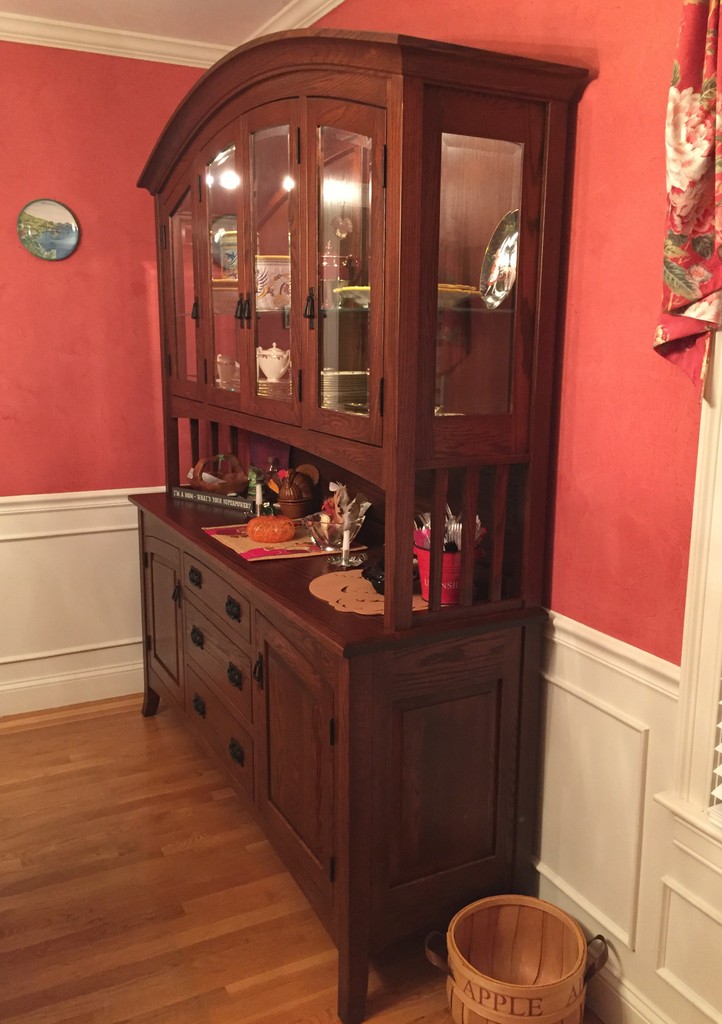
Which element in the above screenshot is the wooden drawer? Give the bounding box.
[186,664,254,800]
[183,595,253,726]
[182,550,251,645]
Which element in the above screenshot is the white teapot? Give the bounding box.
[256,343,291,381]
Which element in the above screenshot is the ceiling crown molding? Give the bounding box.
[0,1,344,67]
[0,12,228,65]
[253,0,345,37]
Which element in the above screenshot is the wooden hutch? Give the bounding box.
[133,29,588,1024]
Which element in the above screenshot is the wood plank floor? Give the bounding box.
[0,695,602,1024]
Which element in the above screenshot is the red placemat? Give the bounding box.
[203,522,366,562]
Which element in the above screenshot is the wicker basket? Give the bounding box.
[425,895,607,1024]
[189,454,248,495]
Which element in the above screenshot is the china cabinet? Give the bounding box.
[133,29,588,1024]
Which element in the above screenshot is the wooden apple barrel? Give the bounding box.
[426,895,608,1024]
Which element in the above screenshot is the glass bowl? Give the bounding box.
[305,512,365,552]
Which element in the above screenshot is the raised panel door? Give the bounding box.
[143,531,183,709]
[372,628,522,935]
[255,612,335,905]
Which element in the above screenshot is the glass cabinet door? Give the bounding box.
[168,185,200,394]
[244,102,299,425]
[435,135,522,418]
[304,100,385,445]
[205,142,242,402]
[426,89,545,460]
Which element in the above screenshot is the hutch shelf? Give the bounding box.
[133,29,588,1024]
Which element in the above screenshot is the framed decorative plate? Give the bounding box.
[479,209,519,310]
[17,199,80,261]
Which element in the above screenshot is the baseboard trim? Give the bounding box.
[589,970,679,1024]
[0,662,144,716]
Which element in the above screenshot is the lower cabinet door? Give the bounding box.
[254,613,336,906]
[143,530,183,708]
[372,627,523,936]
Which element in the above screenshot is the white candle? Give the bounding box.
[255,483,263,513]
[342,528,350,561]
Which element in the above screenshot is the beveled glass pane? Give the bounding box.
[252,125,292,403]
[170,188,197,383]
[435,135,523,417]
[318,125,371,417]
[207,145,240,393]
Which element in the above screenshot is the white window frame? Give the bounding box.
[670,341,722,831]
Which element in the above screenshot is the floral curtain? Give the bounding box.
[656,0,722,391]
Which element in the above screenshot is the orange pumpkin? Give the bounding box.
[246,515,296,543]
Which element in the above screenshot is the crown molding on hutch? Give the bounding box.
[0,1,345,66]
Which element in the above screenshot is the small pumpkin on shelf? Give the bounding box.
[246,515,296,544]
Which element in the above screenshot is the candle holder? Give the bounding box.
[305,513,366,569]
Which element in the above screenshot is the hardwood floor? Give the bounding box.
[0,695,603,1024]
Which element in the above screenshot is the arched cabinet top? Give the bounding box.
[138,28,589,195]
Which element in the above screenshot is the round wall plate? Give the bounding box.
[17,199,80,261]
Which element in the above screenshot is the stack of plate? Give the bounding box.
[321,369,369,412]
[257,377,292,399]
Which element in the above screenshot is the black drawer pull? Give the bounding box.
[192,694,206,718]
[225,596,241,622]
[228,738,245,766]
[190,625,204,648]
[227,662,243,689]
[253,654,263,689]
[188,566,202,588]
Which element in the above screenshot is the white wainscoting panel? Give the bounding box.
[541,613,722,1024]
[537,679,648,948]
[659,877,722,1023]
[0,489,159,715]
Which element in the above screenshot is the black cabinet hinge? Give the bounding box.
[329,856,336,883]
[197,174,202,201]
[329,717,335,746]
[160,223,167,249]
[143,552,149,569]
[253,654,264,689]
[297,368,303,402]
[379,376,384,417]
[382,145,387,189]
[296,126,301,164]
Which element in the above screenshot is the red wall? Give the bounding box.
[1,5,700,664]
[315,0,701,663]
[0,43,200,493]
